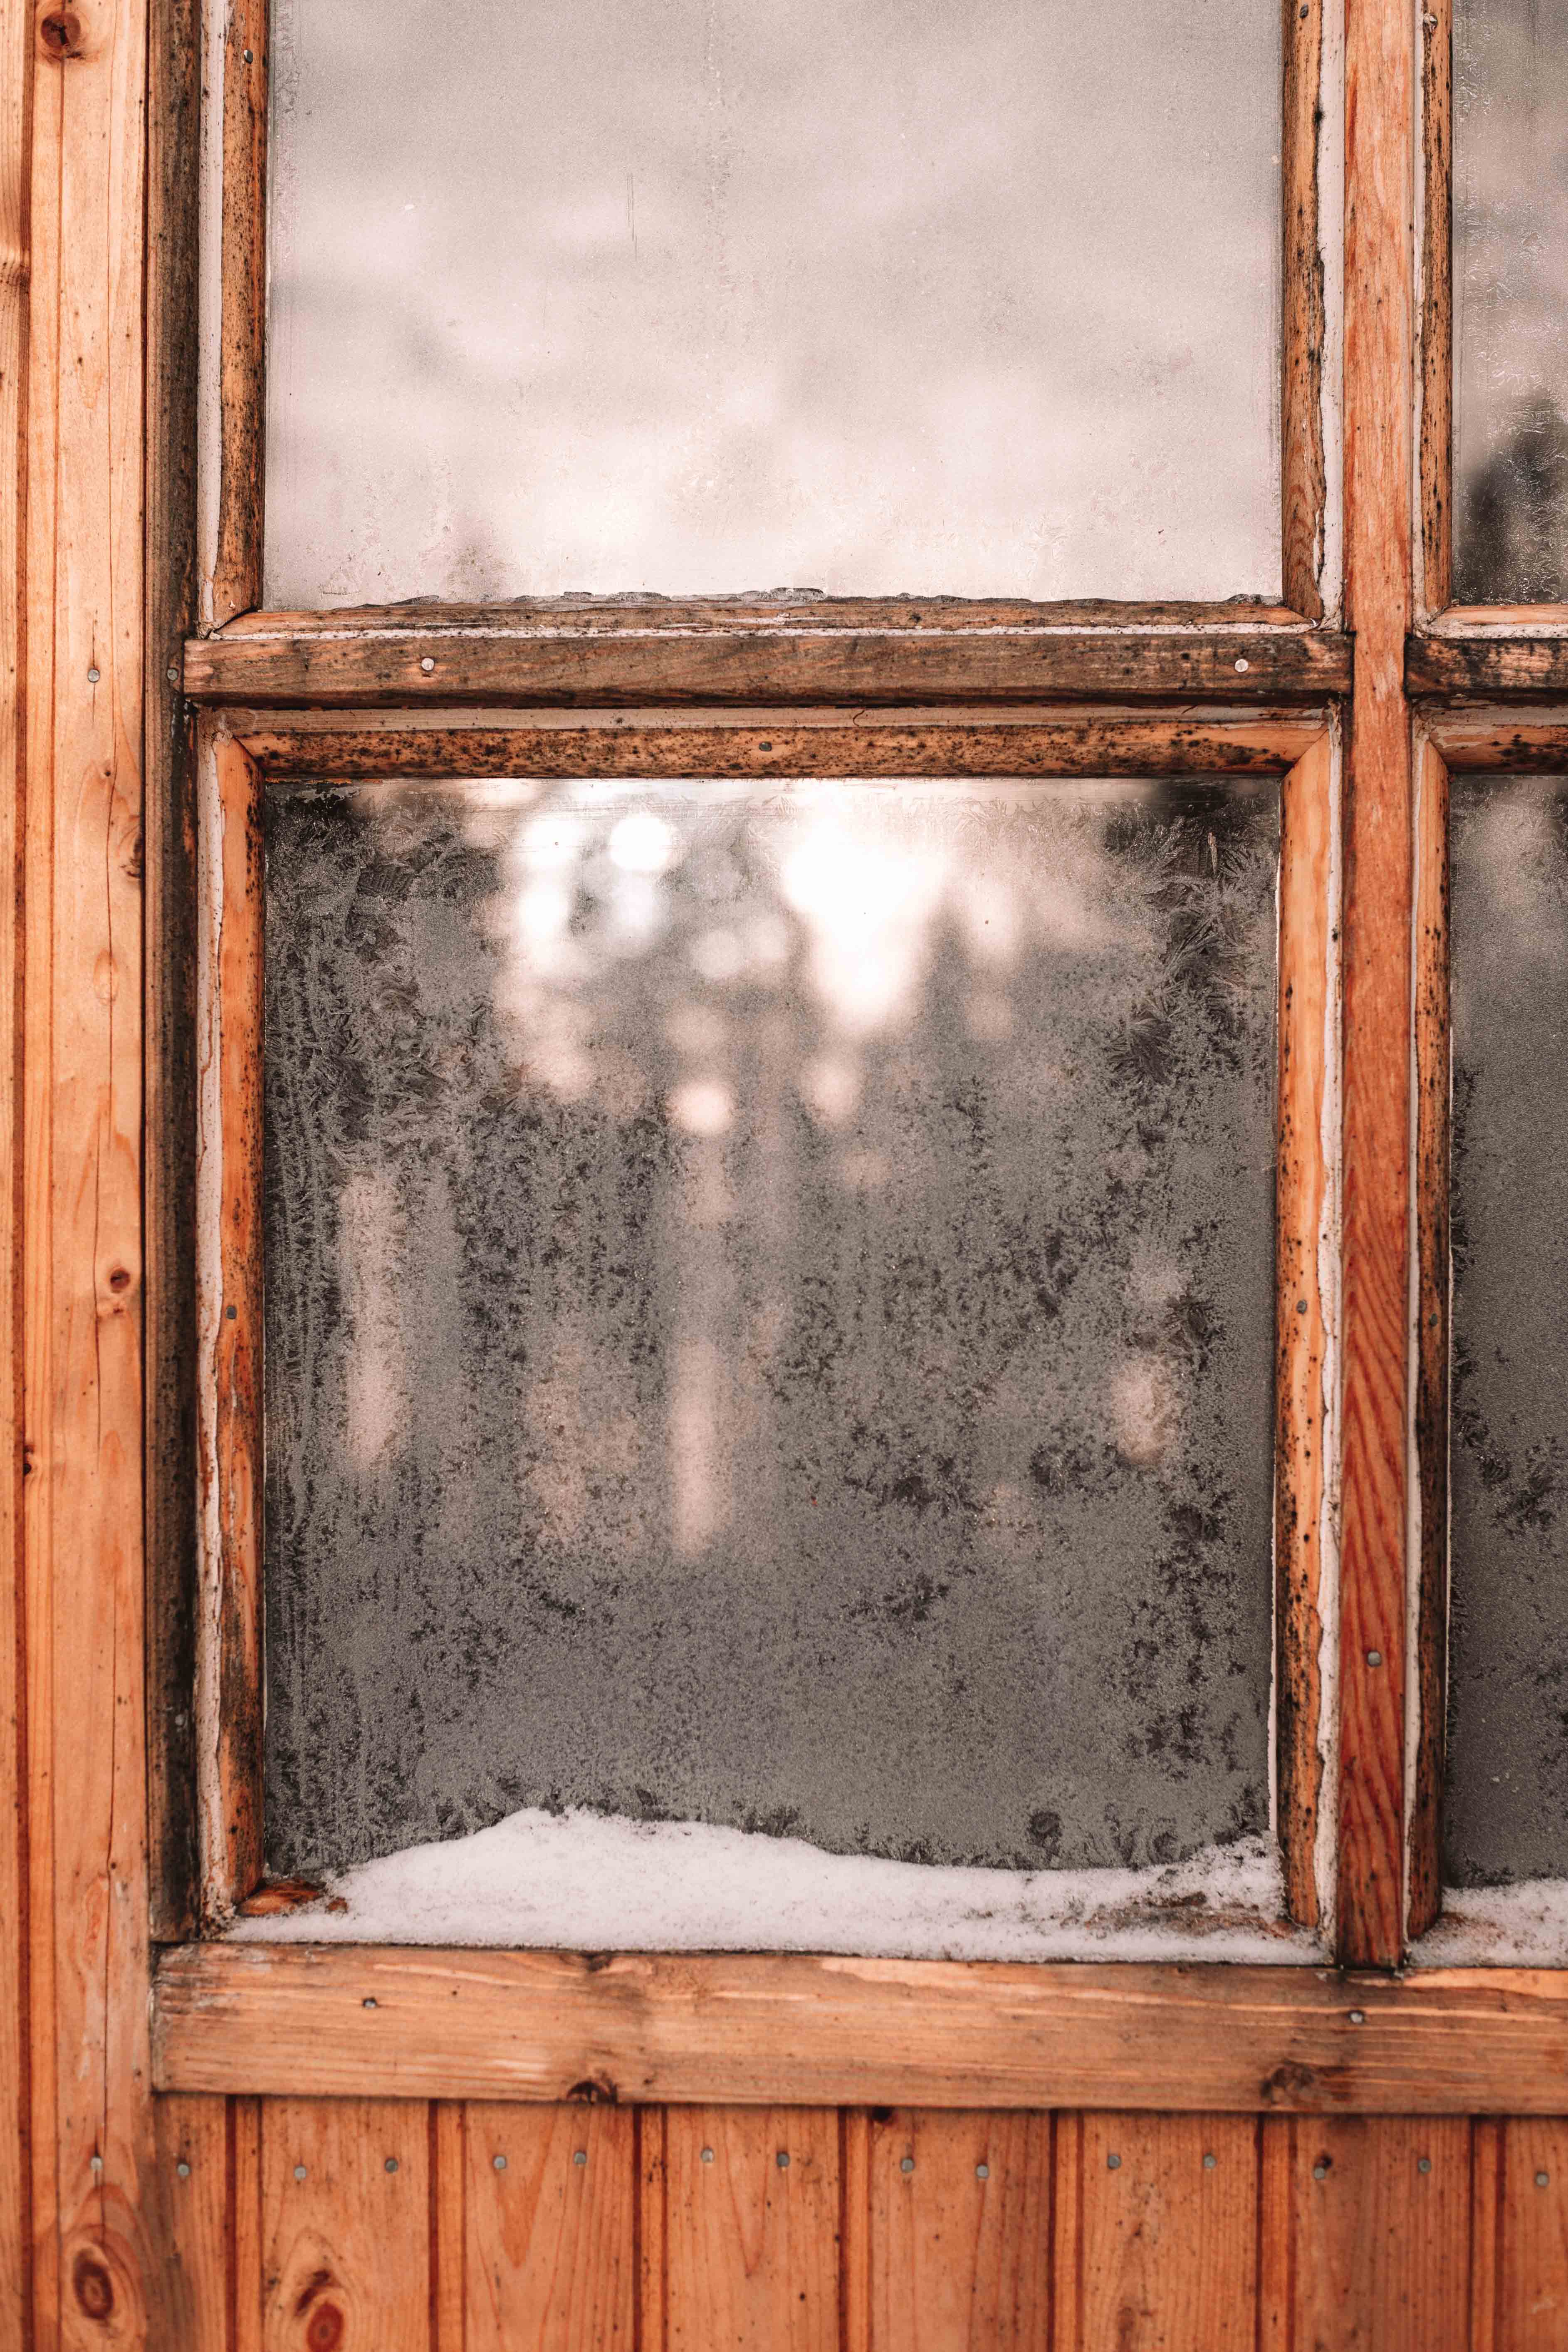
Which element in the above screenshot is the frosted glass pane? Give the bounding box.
[264,0,1282,607]
[1454,0,1568,600]
[1448,777,1568,1884]
[262,775,1278,1882]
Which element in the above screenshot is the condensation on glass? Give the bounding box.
[264,0,1282,608]
[261,774,1279,1882]
[1448,775,1568,1885]
[1454,0,1568,601]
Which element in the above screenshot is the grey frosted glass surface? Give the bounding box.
[264,0,1282,608]
[1454,0,1568,600]
[262,776,1279,1880]
[1448,777,1568,1885]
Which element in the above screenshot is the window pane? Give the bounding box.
[264,0,1282,607]
[1448,776,1568,1885]
[1454,0,1568,601]
[262,774,1278,1922]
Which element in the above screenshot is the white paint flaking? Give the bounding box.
[1313,715,1345,1937]
[194,725,231,1920]
[197,0,228,628]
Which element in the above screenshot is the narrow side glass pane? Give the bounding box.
[1447,775,1568,1885]
[264,0,1282,606]
[1454,0,1568,601]
[260,774,1279,1951]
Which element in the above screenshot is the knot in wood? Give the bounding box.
[305,2304,344,2352]
[70,2251,115,2322]
[38,7,84,57]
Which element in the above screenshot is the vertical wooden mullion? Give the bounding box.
[1283,0,1329,621]
[1418,0,1453,620]
[210,0,267,627]
[195,727,265,1921]
[1338,0,1417,1969]
[1407,737,1450,1938]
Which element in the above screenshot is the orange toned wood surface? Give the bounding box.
[1066,2114,1257,2352]
[1276,733,1337,1927]
[1264,2115,1472,2351]
[1338,0,1416,1970]
[154,2097,230,2351]
[211,0,266,626]
[195,734,265,1922]
[1282,0,1328,620]
[664,2108,841,2352]
[463,2103,636,2352]
[1408,740,1451,1941]
[258,2098,430,2352]
[867,2110,1051,2352]
[1419,0,1453,618]
[1489,2122,1568,2352]
[22,0,157,2342]
[181,614,1354,709]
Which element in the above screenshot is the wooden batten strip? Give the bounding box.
[195,732,265,1921]
[1424,712,1568,769]
[1276,734,1340,1928]
[1338,0,1416,1970]
[1408,633,1568,699]
[1407,739,1450,1941]
[182,623,1354,709]
[152,1949,1568,2114]
[235,711,1322,783]
[211,0,267,626]
[1418,0,1452,619]
[1282,0,1328,621]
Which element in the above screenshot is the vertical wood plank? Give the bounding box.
[144,0,203,1944]
[195,731,264,1919]
[839,2112,869,2352]
[464,2103,634,2352]
[1049,2114,1082,2352]
[1494,2121,1568,2352]
[1339,0,1417,1969]
[260,2098,431,2352]
[212,0,267,624]
[1282,0,1328,618]
[1419,0,1452,618]
[1278,733,1339,1926]
[0,0,30,2324]
[25,0,156,2335]
[233,2097,262,2352]
[1271,2116,1471,2351]
[155,2096,230,2351]
[1256,2117,1293,2352]
[867,2110,1050,2352]
[431,2103,465,2352]
[1407,739,1450,1939]
[1071,2115,1256,2352]
[1469,2117,1503,2352]
[665,2108,838,2352]
[637,2108,666,2352]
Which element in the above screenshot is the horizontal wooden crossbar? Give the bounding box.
[183,611,1353,708]
[153,1949,1568,2113]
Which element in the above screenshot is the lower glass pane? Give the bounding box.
[1448,774,1568,1886]
[261,775,1278,1912]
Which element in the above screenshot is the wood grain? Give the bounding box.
[665,2109,839,2351]
[234,2097,263,2352]
[1282,0,1328,620]
[432,2103,465,2352]
[1419,0,1452,618]
[1068,2115,1256,2352]
[150,1950,1568,2114]
[25,0,157,2336]
[1469,2116,1504,2352]
[866,2111,1050,2352]
[1267,2116,1471,2350]
[154,2097,230,2352]
[144,0,202,1948]
[465,2104,635,2352]
[195,735,264,1921]
[1407,740,1449,1941]
[232,710,1319,784]
[1424,713,1568,769]
[1339,0,1415,1970]
[211,0,266,625]
[638,2109,667,2352]
[1407,632,1568,697]
[1491,2121,1568,2352]
[260,2099,430,2352]
[1276,734,1338,1927]
[182,619,1353,710]
[0,0,28,2321]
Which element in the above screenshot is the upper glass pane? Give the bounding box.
[1447,775,1568,1885]
[1454,0,1568,602]
[261,775,1278,1924]
[264,0,1283,608]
